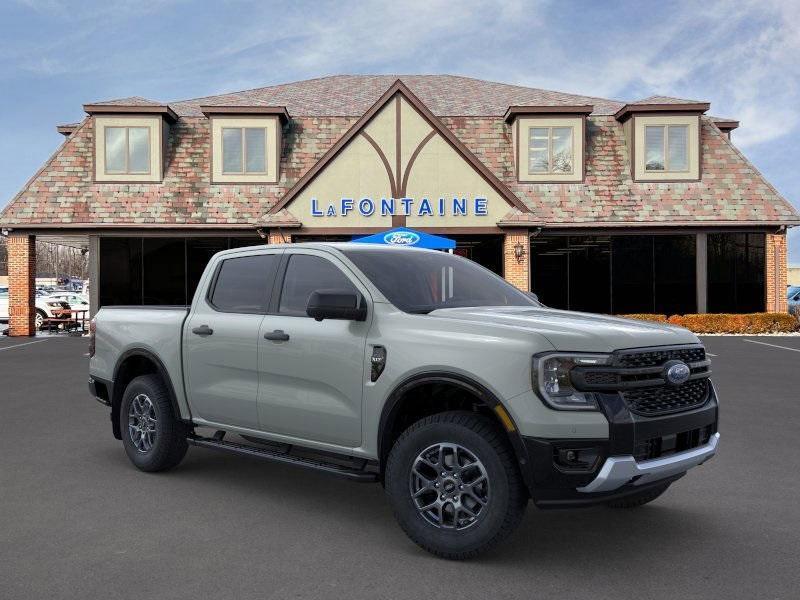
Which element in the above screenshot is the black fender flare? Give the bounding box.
[110,348,187,439]
[377,371,533,487]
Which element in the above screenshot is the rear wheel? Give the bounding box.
[35,309,46,330]
[385,411,527,560]
[120,374,188,472]
[606,482,671,508]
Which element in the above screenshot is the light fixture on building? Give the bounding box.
[0,228,9,236]
[256,228,267,239]
[514,241,527,263]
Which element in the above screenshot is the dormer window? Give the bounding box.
[84,101,175,183]
[505,106,591,184]
[222,127,268,174]
[105,126,151,174]
[644,124,688,172]
[528,126,573,174]
[201,106,289,184]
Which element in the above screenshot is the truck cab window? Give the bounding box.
[209,254,278,313]
[279,254,357,316]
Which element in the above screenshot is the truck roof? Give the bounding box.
[215,241,443,259]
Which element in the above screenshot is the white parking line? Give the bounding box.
[0,339,51,352]
[742,339,800,353]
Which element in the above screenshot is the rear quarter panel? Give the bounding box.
[90,307,190,418]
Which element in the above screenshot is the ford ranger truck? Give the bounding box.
[88,243,719,559]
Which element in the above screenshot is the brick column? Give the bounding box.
[502,229,529,292]
[8,234,36,336]
[765,232,788,312]
[268,230,291,245]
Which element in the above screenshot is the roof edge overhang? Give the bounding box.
[83,104,178,122]
[614,102,710,122]
[503,105,594,123]
[200,105,291,123]
[56,124,79,136]
[712,119,740,131]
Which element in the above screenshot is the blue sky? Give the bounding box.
[1,0,798,260]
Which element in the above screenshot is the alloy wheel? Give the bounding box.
[128,393,157,453]
[409,442,490,530]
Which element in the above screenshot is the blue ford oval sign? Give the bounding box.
[384,231,420,246]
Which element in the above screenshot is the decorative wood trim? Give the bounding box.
[399,130,436,197]
[268,79,530,215]
[360,131,398,199]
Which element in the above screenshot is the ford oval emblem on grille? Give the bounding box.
[664,360,691,386]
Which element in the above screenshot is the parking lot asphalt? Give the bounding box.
[1,335,799,600]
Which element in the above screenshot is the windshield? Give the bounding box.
[342,248,538,314]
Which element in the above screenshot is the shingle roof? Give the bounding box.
[631,95,707,105]
[1,75,796,229]
[87,96,164,107]
[168,74,626,117]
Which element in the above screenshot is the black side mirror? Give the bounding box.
[306,289,366,322]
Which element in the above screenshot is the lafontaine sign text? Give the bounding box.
[310,196,488,218]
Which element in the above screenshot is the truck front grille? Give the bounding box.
[572,345,712,417]
[616,346,706,368]
[622,378,709,416]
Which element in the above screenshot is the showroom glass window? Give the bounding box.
[707,233,765,312]
[645,125,688,171]
[98,236,260,307]
[222,127,267,174]
[530,235,696,314]
[104,126,150,174]
[528,127,573,174]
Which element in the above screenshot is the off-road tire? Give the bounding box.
[385,411,527,560]
[606,482,671,508]
[120,374,188,472]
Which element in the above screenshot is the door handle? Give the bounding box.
[264,329,290,341]
[192,325,214,336]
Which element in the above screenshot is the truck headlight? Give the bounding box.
[532,353,611,410]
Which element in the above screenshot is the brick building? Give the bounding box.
[1,75,798,335]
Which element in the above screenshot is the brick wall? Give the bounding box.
[765,232,788,313]
[502,229,529,292]
[268,231,292,245]
[7,234,36,336]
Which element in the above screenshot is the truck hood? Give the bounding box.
[427,306,699,352]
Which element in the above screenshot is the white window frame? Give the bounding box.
[221,127,269,175]
[104,126,152,175]
[644,124,689,173]
[527,126,575,175]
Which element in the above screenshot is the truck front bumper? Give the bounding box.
[576,432,719,493]
[522,381,719,508]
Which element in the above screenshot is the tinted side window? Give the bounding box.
[279,254,357,316]
[210,254,279,313]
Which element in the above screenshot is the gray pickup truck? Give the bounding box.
[89,242,719,559]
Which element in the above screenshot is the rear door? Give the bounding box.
[183,249,281,429]
[256,250,370,447]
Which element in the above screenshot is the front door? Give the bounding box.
[257,250,369,447]
[183,250,281,429]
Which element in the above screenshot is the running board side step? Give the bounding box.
[186,435,379,482]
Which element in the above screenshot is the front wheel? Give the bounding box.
[120,374,188,472]
[385,411,527,560]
